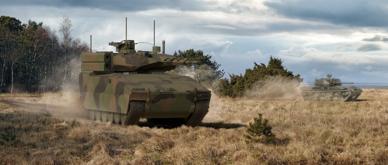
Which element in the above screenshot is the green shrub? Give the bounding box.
[245,113,275,144]
[216,57,301,97]
[173,49,224,80]
[0,126,16,144]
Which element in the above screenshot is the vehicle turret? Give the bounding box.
[109,40,136,54]
[81,39,199,73]
[314,74,342,88]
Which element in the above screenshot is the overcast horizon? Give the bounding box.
[1,0,388,83]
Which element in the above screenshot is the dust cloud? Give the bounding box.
[40,58,81,106]
[171,66,305,122]
[33,57,86,119]
[244,76,303,100]
[170,65,233,123]
[204,76,305,124]
[173,65,304,101]
[169,65,220,87]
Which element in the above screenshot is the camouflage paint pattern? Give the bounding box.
[80,73,209,118]
[79,40,211,125]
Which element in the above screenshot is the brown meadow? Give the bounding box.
[1,89,388,164]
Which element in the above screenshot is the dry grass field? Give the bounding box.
[1,89,388,164]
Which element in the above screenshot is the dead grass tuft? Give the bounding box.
[68,127,90,142]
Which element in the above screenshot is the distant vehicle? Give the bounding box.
[302,74,362,101]
[79,19,211,126]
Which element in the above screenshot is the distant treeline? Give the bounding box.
[0,16,87,93]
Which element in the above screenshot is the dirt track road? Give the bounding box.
[0,99,87,118]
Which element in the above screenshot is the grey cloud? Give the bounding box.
[363,35,388,42]
[265,0,388,27]
[0,0,203,11]
[0,0,358,37]
[357,44,381,52]
[177,21,340,37]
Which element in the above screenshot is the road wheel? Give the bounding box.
[95,111,102,121]
[101,112,108,122]
[88,110,95,121]
[113,114,121,124]
[122,101,145,125]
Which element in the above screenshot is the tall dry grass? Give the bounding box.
[0,89,388,164]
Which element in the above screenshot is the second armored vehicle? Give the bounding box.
[302,74,362,101]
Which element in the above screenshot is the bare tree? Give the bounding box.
[59,17,72,82]
[8,34,22,94]
[0,26,7,87]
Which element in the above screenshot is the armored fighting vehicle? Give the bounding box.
[302,74,362,101]
[79,21,210,126]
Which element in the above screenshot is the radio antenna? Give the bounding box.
[125,17,128,41]
[153,19,156,47]
[89,35,92,52]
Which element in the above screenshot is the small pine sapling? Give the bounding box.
[245,113,275,144]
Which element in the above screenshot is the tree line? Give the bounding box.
[0,16,87,93]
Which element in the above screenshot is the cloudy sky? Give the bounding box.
[1,0,388,84]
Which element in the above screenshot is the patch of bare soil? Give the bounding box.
[1,89,388,164]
